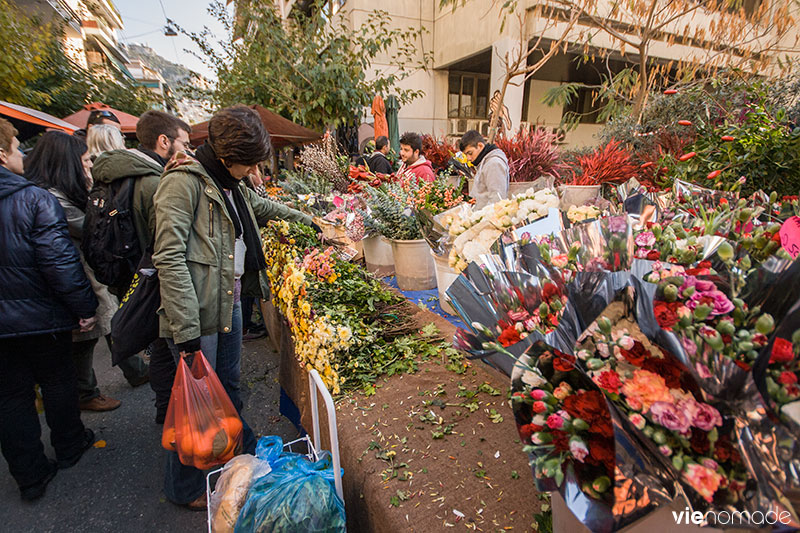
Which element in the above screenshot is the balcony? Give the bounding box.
[81,18,129,63]
[13,0,82,34]
[85,0,124,30]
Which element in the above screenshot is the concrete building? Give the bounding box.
[228,0,800,148]
[125,58,173,110]
[13,0,131,78]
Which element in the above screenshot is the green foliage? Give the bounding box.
[361,186,422,240]
[0,0,50,106]
[600,75,754,153]
[281,223,462,394]
[628,79,800,196]
[186,0,431,130]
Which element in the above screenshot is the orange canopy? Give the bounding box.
[371,95,388,140]
[0,100,78,141]
[62,102,139,134]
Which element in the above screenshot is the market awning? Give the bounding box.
[63,102,139,134]
[189,105,322,149]
[0,100,79,141]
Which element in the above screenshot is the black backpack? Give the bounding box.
[82,178,142,293]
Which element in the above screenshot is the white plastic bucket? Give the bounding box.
[363,235,394,277]
[390,239,436,290]
[430,250,459,315]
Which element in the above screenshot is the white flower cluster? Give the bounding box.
[448,188,559,271]
[566,204,601,224]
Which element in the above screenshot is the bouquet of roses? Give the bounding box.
[752,299,800,428]
[573,299,749,507]
[762,327,800,425]
[471,277,568,347]
[451,267,579,374]
[510,342,671,531]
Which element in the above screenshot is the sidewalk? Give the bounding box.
[0,336,295,532]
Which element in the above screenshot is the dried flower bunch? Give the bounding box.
[300,133,350,193]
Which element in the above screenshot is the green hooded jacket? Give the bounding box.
[152,159,313,344]
[91,149,164,251]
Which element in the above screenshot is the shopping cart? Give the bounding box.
[206,369,343,532]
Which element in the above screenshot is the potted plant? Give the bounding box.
[495,127,565,196]
[363,184,435,290]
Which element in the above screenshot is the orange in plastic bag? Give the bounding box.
[161,350,244,469]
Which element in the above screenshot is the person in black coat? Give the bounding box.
[0,119,98,501]
[365,135,394,175]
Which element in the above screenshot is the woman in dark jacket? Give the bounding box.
[25,132,149,413]
[0,119,97,501]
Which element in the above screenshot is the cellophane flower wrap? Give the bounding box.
[511,341,672,532]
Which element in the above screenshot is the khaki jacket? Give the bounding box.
[153,159,312,344]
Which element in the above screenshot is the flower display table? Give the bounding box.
[259,294,544,532]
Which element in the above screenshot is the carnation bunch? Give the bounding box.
[468,280,569,349]
[511,345,615,499]
[647,261,775,374]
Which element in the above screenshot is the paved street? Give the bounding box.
[1,335,296,532]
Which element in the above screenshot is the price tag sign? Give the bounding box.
[779,216,800,259]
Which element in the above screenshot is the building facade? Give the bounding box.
[226,0,800,147]
[14,0,131,78]
[342,0,799,147]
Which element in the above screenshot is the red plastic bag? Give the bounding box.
[161,350,243,469]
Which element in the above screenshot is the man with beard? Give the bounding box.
[91,110,192,424]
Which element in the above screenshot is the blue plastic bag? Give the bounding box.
[234,436,345,532]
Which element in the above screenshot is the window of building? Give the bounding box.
[564,87,605,124]
[448,73,490,119]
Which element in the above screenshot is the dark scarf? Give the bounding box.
[194,143,266,272]
[137,145,168,167]
[473,143,498,167]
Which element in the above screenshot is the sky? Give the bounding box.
[113,0,227,80]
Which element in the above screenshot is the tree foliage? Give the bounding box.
[0,0,160,118]
[184,0,431,130]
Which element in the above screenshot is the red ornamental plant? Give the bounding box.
[568,140,639,186]
[495,127,566,183]
[421,135,458,171]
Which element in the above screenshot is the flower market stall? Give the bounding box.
[234,82,800,531]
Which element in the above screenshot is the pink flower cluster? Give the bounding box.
[300,247,337,281]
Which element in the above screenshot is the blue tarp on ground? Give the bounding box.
[381,276,466,330]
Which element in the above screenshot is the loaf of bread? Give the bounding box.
[211,455,268,533]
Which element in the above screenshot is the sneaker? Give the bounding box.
[57,429,95,469]
[79,394,121,412]
[20,460,57,501]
